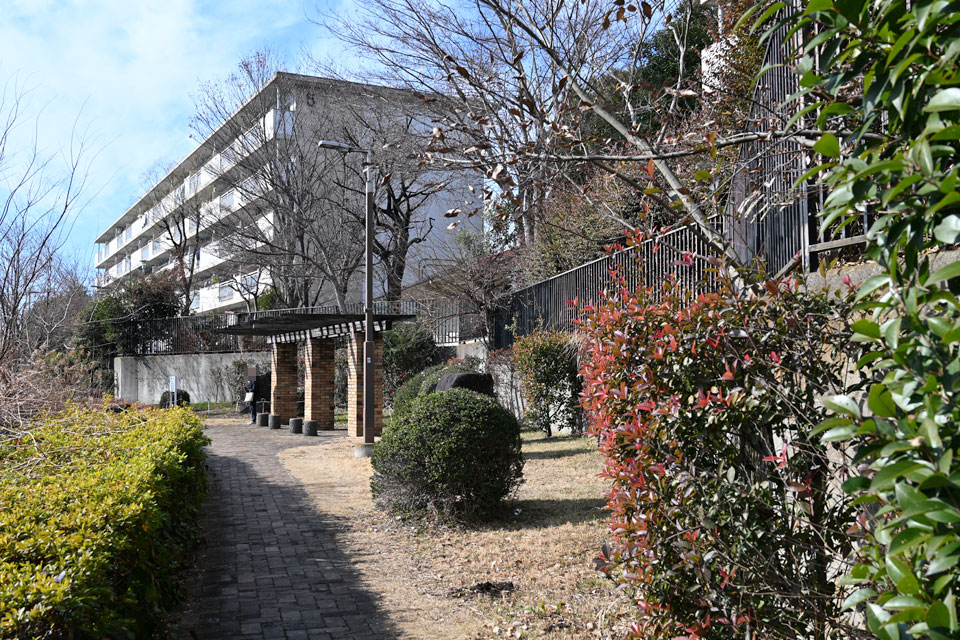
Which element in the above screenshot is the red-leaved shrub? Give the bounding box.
[577,248,858,639]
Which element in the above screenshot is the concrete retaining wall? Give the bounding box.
[114,351,271,404]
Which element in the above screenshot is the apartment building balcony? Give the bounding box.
[94,107,291,270]
[187,270,267,314]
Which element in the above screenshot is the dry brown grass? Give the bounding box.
[280,427,634,639]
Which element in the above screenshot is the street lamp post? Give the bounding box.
[318,140,376,456]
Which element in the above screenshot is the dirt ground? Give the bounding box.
[277,425,635,639]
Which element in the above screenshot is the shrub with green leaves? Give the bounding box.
[513,328,583,437]
[391,359,480,420]
[768,0,960,635]
[382,322,438,402]
[0,404,209,638]
[371,389,523,519]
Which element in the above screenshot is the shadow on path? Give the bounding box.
[173,424,397,639]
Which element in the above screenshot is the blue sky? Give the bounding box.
[0,0,347,276]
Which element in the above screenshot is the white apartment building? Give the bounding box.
[94,72,477,313]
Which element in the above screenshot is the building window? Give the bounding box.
[141,245,149,260]
[242,273,257,292]
[189,172,200,194]
[190,295,200,310]
[218,284,234,301]
[221,190,236,210]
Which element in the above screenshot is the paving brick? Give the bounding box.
[172,423,394,639]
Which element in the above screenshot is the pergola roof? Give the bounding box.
[218,312,415,342]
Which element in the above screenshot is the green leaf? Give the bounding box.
[823,394,862,417]
[818,101,855,125]
[882,317,901,349]
[851,318,882,340]
[843,587,879,610]
[871,462,923,491]
[934,216,960,244]
[787,100,824,129]
[802,0,833,13]
[814,133,842,158]
[929,260,960,284]
[927,601,951,630]
[811,415,855,436]
[842,476,871,493]
[869,384,898,418]
[857,274,892,301]
[866,603,894,639]
[750,1,787,32]
[924,88,960,112]
[927,554,960,576]
[929,317,953,337]
[823,424,859,441]
[889,528,927,555]
[882,174,923,206]
[887,555,921,595]
[885,594,925,609]
[693,170,713,182]
[928,510,960,524]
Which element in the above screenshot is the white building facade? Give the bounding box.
[94,73,477,313]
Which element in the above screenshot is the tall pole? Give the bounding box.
[363,149,375,447]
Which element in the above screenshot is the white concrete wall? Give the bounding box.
[114,351,271,404]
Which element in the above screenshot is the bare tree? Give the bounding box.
[0,74,91,364]
[322,0,830,273]
[188,51,359,310]
[324,0,627,247]
[418,230,514,352]
[193,49,470,310]
[20,259,90,354]
[0,73,94,426]
[313,103,459,301]
[138,162,206,315]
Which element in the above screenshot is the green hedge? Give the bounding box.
[0,404,210,638]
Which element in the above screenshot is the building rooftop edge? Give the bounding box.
[94,72,419,245]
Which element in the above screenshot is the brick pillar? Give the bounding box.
[270,342,298,424]
[304,337,335,429]
[346,331,383,438]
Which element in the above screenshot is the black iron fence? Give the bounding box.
[491,217,725,349]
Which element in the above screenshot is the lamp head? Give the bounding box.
[317,140,354,153]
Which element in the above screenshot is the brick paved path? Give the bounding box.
[175,423,395,639]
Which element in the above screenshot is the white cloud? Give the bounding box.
[0,0,339,269]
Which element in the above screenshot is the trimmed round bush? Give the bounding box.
[158,389,190,408]
[371,389,523,519]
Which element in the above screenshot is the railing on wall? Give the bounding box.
[491,217,725,349]
[116,299,483,356]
